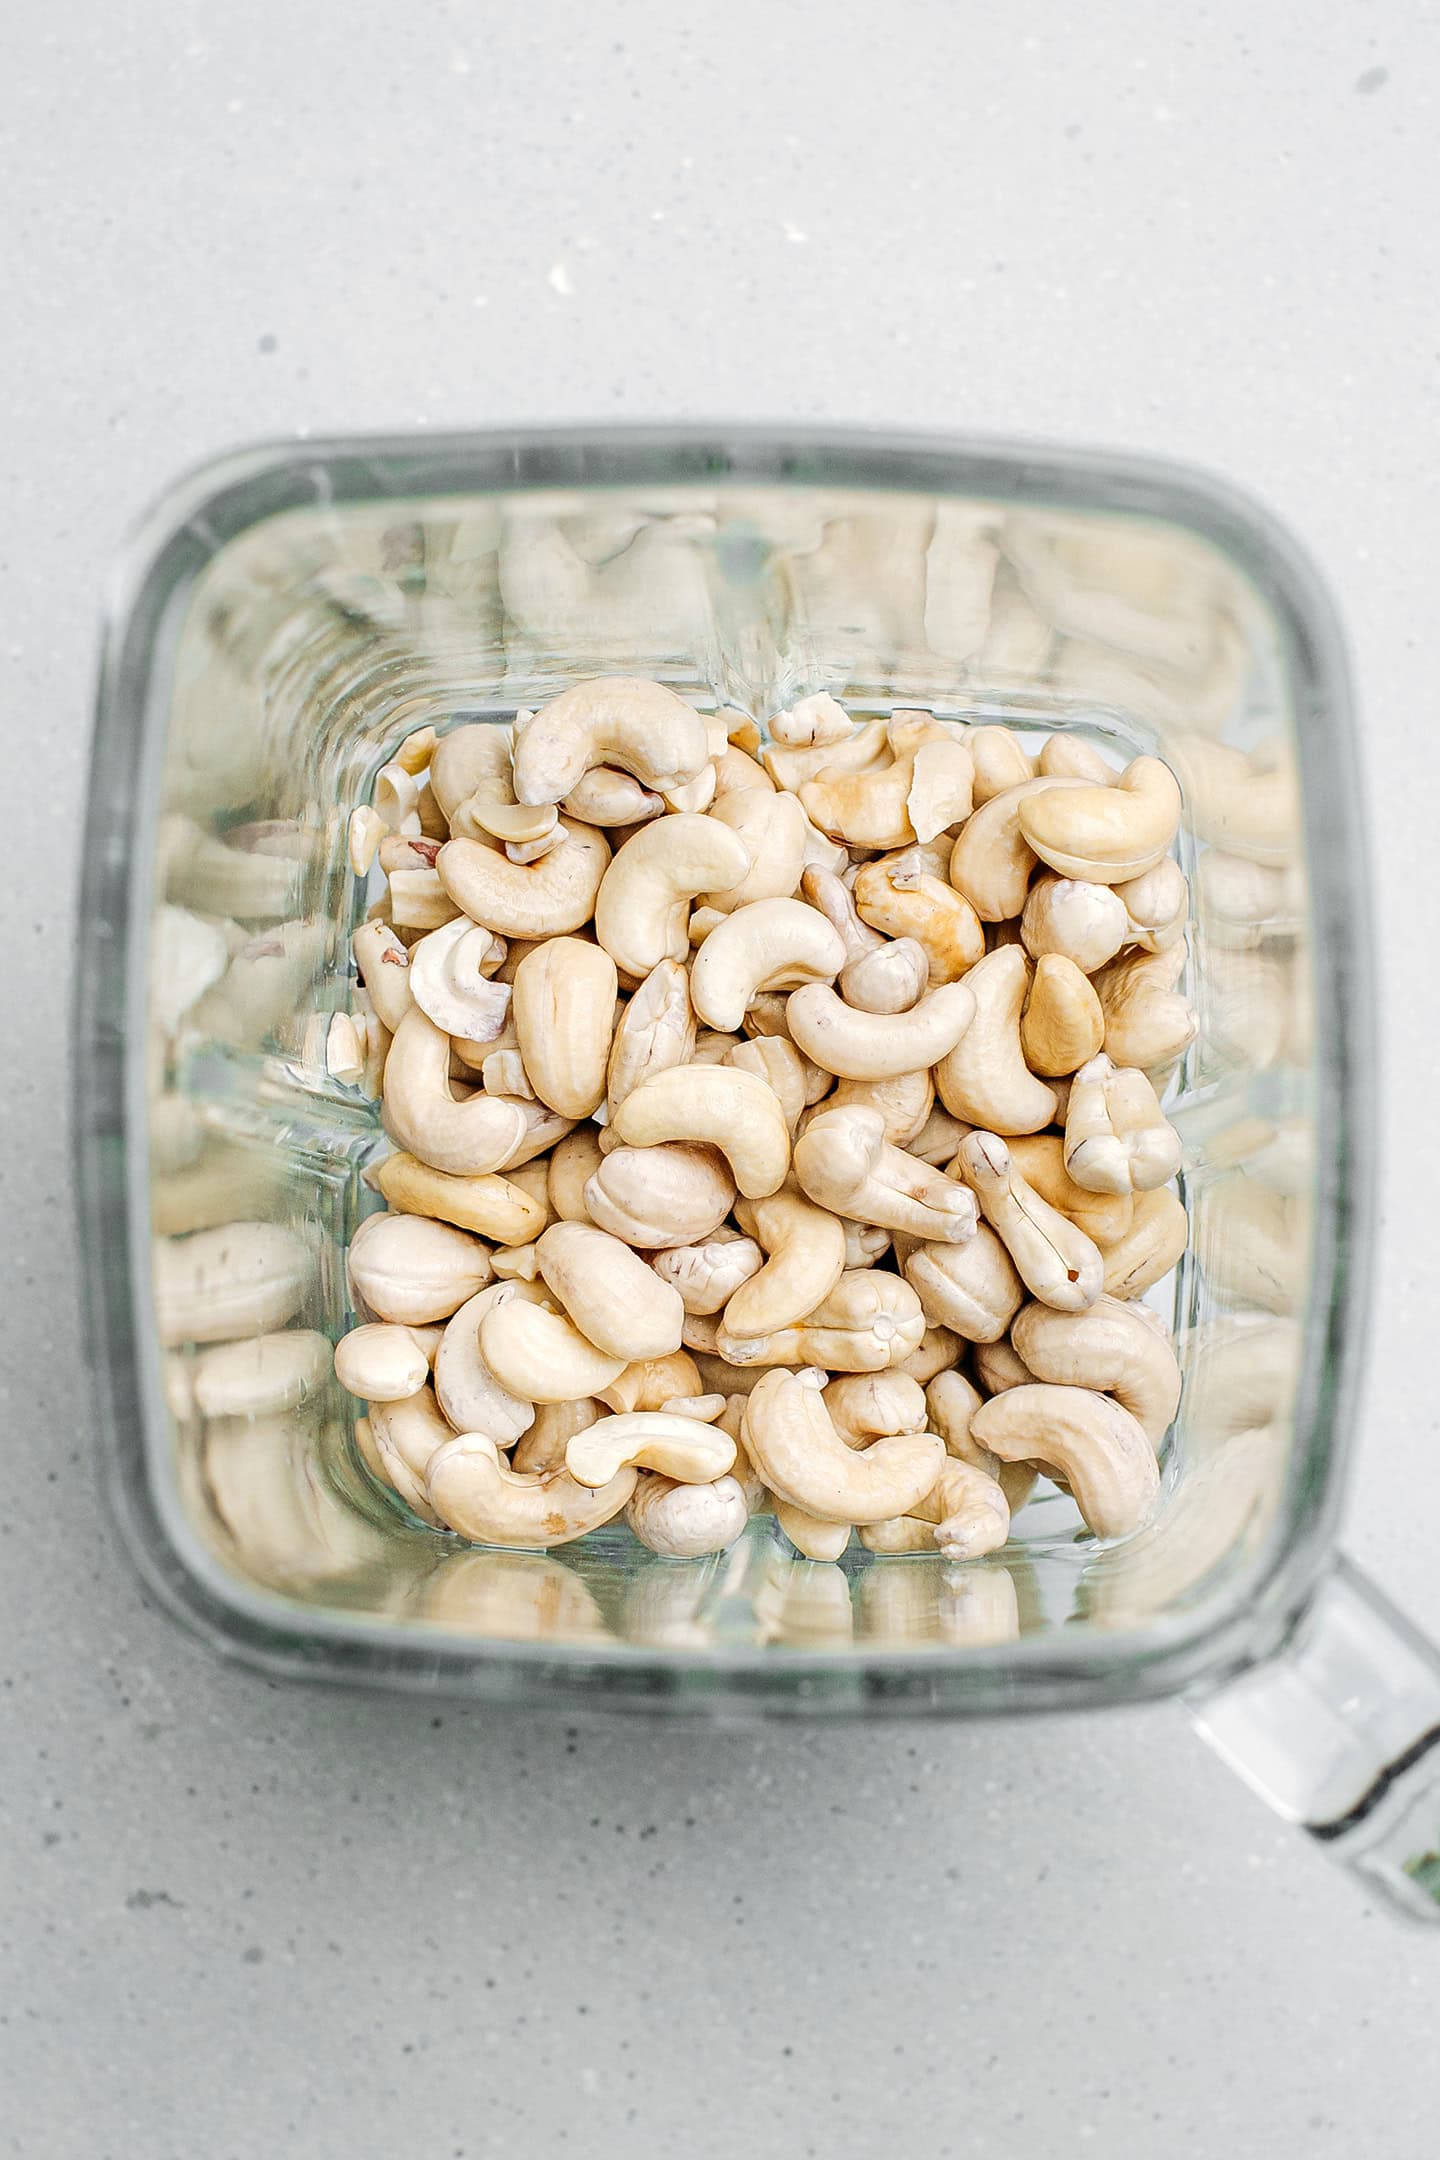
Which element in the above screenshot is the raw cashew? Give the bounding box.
[800,865,886,964]
[353,918,416,1032]
[998,1135,1133,1248]
[1020,955,1104,1076]
[967,725,1035,802]
[626,1474,750,1556]
[535,1222,685,1361]
[949,776,1086,921]
[724,1188,849,1339]
[609,1063,790,1199]
[1063,1054,1183,1194]
[606,958,696,1113]
[334,1322,433,1404]
[1038,735,1114,783]
[597,1351,704,1415]
[774,1502,854,1561]
[346,1209,493,1324]
[479,1289,628,1403]
[923,1368,990,1465]
[769,691,853,748]
[1102,1187,1189,1299]
[428,721,514,822]
[972,1384,1159,1539]
[432,1284,538,1443]
[906,1104,974,1167]
[852,856,985,984]
[1018,755,1181,883]
[427,1433,637,1548]
[548,1126,606,1222]
[956,1131,1104,1312]
[740,1367,943,1524]
[762,715,889,793]
[374,1151,548,1246]
[902,1225,1023,1343]
[1116,860,1189,951]
[593,812,750,975]
[367,1387,456,1519]
[437,818,610,939]
[716,1268,924,1372]
[934,946,1056,1134]
[1020,875,1130,974]
[583,1142,736,1248]
[651,1233,765,1316]
[511,936,618,1118]
[511,1397,601,1477]
[1012,1296,1181,1441]
[823,1371,929,1445]
[785,979,975,1082]
[839,937,929,1015]
[705,789,809,911]
[154,1222,315,1346]
[566,1412,737,1488]
[512,678,710,806]
[381,1008,529,1173]
[690,897,846,1032]
[893,1324,963,1386]
[406,916,510,1043]
[562,765,665,827]
[723,1036,813,1133]
[871,1459,1011,1561]
[822,1069,933,1148]
[973,1336,1035,1396]
[1092,943,1197,1072]
[793,1105,978,1243]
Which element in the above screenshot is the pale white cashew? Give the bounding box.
[1168,735,1298,863]
[843,1220,892,1269]
[713,742,774,795]
[1102,1187,1189,1300]
[1020,954,1104,1076]
[740,1367,943,1524]
[660,1393,727,1423]
[690,898,846,1032]
[348,805,387,876]
[851,856,985,984]
[956,1131,1104,1312]
[724,1188,848,1339]
[345,1208,493,1324]
[548,1125,606,1222]
[999,1135,1133,1249]
[467,799,559,849]
[405,915,509,1042]
[365,1387,455,1521]
[717,1268,924,1372]
[823,1371,929,1445]
[566,1412,737,1488]
[1038,734,1114,783]
[839,937,929,1015]
[431,1285,537,1444]
[967,725,1036,803]
[373,1150,548,1246]
[436,817,610,939]
[480,1045,533,1099]
[906,1104,973,1166]
[512,677,709,805]
[562,766,666,827]
[511,1397,601,1476]
[1092,942,1197,1071]
[490,1241,541,1282]
[948,776,1086,921]
[479,1290,628,1402]
[605,959,696,1113]
[609,1063,790,1199]
[1012,1297,1181,1441]
[627,1474,750,1556]
[902,1225,1023,1344]
[1020,875,1130,973]
[353,918,415,1033]
[762,714,889,792]
[154,1222,315,1346]
[584,1143,736,1248]
[660,765,718,816]
[973,1335,1035,1396]
[869,1459,1011,1561]
[934,947,1056,1134]
[651,1233,765,1316]
[774,1502,853,1561]
[334,1321,432,1403]
[381,1008,529,1173]
[535,1221,685,1361]
[892,1324,962,1386]
[593,812,749,975]
[972,1384,1158,1539]
[793,1105,978,1243]
[490,1094,577,1173]
[504,824,567,867]
[383,843,458,932]
[738,993,795,1042]
[597,1350,704,1415]
[723,1036,811,1133]
[825,1069,934,1148]
[426,1434,637,1548]
[510,935,618,1118]
[1115,859,1189,951]
[1063,1054,1183,1194]
[191,1330,330,1418]
[923,1368,993,1468]
[768,691,853,748]
[704,789,809,911]
[785,979,975,1083]
[1018,755,1182,883]
[428,721,514,821]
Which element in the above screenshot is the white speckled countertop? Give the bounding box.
[4,5,1439,2153]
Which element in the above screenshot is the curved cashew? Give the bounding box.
[1020,875,1130,974]
[717,1268,924,1372]
[495,1097,580,1172]
[191,1330,329,1419]
[467,799,559,850]
[353,918,415,1032]
[334,1321,433,1403]
[478,1288,627,1402]
[566,1411,736,1488]
[998,1135,1132,1249]
[703,789,809,912]
[511,677,709,806]
[971,1384,1158,1538]
[1063,1054,1182,1194]
[949,776,1086,921]
[773,1502,852,1561]
[1012,1297,1181,1441]
[609,1063,790,1199]
[562,765,665,827]
[690,898,846,1032]
[906,1103,973,1167]
[597,1350,703,1415]
[583,1142,736,1248]
[793,1105,977,1243]
[902,1225,1023,1343]
[511,935,618,1118]
[823,1370,929,1445]
[651,1232,764,1315]
[432,1283,537,1442]
[894,1323,963,1386]
[955,1131,1103,1312]
[723,1036,811,1133]
[740,1367,943,1524]
[843,1221,888,1269]
[428,721,513,822]
[800,728,971,851]
[606,958,696,1114]
[1018,755,1181,883]
[923,1367,993,1465]
[592,813,749,975]
[824,1068,934,1148]
[364,1387,455,1520]
[373,1150,547,1246]
[1116,859,1189,951]
[800,865,885,964]
[839,937,929,1015]
[868,1459,1010,1561]
[535,1221,685,1361]
[511,1396,601,1476]
[724,1188,848,1339]
[967,725,1036,803]
[437,817,610,939]
[627,1473,750,1556]
[1102,1187,1189,1299]
[381,1008,529,1173]
[427,1433,636,1548]
[1020,955,1104,1076]
[548,1125,606,1222]
[785,979,975,1082]
[346,1208,493,1324]
[1092,943,1197,1072]
[851,855,984,985]
[934,947,1056,1134]
[1038,734,1114,783]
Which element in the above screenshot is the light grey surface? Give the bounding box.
[3,4,1438,2154]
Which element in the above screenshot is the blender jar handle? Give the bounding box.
[1190,1556,1440,1923]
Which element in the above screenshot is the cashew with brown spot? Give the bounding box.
[972,1384,1158,1538]
[353,918,415,1033]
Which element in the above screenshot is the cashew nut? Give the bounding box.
[948,776,1086,921]
[426,1433,636,1548]
[955,1131,1103,1312]
[1063,1054,1183,1194]
[334,1321,433,1404]
[1092,943,1197,1072]
[774,1502,854,1561]
[971,1384,1158,1539]
[405,914,510,1043]
[769,691,853,748]
[799,865,885,964]
[592,812,750,975]
[704,788,809,912]
[511,678,709,806]
[724,1188,848,1339]
[154,1222,315,1346]
[562,766,666,827]
[478,1290,628,1403]
[437,817,610,939]
[626,1474,750,1557]
[819,1068,933,1149]
[381,1007,530,1173]
[762,714,889,793]
[606,958,697,1113]
[511,935,618,1118]
[851,855,984,985]
[353,918,415,1033]
[346,1208,493,1324]
[535,1222,685,1361]
[548,1125,606,1222]
[822,1370,929,1445]
[428,721,513,822]
[597,1351,703,1415]
[785,978,975,1082]
[793,1105,977,1243]
[373,1151,548,1246]
[998,1134,1134,1248]
[838,936,930,1015]
[893,1324,964,1386]
[1019,954,1104,1076]
[432,1283,538,1443]
[934,946,1056,1134]
[967,725,1036,803]
[740,1367,943,1524]
[902,1224,1023,1343]
[690,897,846,1032]
[609,1063,790,1199]
[1012,1297,1181,1441]
[583,1142,736,1248]
[717,1268,924,1372]
[511,1396,602,1477]
[1102,1187,1189,1299]
[566,1412,737,1488]
[1167,735,1298,863]
[868,1459,1011,1561]
[1017,755,1181,883]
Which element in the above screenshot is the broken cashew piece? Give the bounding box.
[651,1232,765,1316]
[609,1062,791,1199]
[972,1384,1159,1539]
[1063,1053,1183,1194]
[785,978,976,1082]
[741,1367,943,1524]
[565,1412,737,1488]
[427,1433,637,1548]
[956,1131,1104,1312]
[793,1105,978,1243]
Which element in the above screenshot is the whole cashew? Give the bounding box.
[973,1335,1035,1396]
[1000,1134,1134,1248]
[741,1367,943,1525]
[374,1150,549,1247]
[690,897,847,1032]
[479,1290,628,1402]
[547,1126,606,1222]
[334,1321,432,1404]
[511,1396,602,1477]
[967,725,1036,803]
[566,1412,737,1488]
[366,1387,456,1520]
[821,1068,933,1148]
[934,946,1056,1134]
[1038,734,1114,784]
[535,1222,685,1362]
[1102,1187,1189,1300]
[773,1502,854,1561]
[716,1268,924,1372]
[381,1008,530,1173]
[609,1063,791,1199]
[867,1459,1011,1561]
[704,788,810,912]
[785,979,976,1082]
[793,1105,978,1243]
[651,1231,765,1315]
[823,1370,929,1445]
[948,776,1086,921]
[426,1433,637,1548]
[428,721,513,822]
[851,856,985,985]
[1092,943,1197,1072]
[971,1383,1159,1539]
[724,1188,848,1339]
[511,936,618,1118]
[769,691,853,748]
[346,1208,494,1324]
[433,1283,538,1443]
[626,1474,750,1557]
[902,1224,1023,1343]
[1012,1296,1181,1441]
[839,936,930,1015]
[893,1323,964,1386]
[955,1131,1104,1312]
[562,766,665,827]
[1017,755,1182,883]
[592,812,750,975]
[1063,1054,1183,1194]
[606,958,697,1113]
[583,1142,736,1248]
[1019,954,1104,1077]
[762,715,889,793]
[437,817,611,939]
[511,677,710,806]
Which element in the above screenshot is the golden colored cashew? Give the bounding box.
[1020,954,1104,1076]
[1103,1187,1189,1300]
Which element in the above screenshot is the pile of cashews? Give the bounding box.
[337,679,1193,1563]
